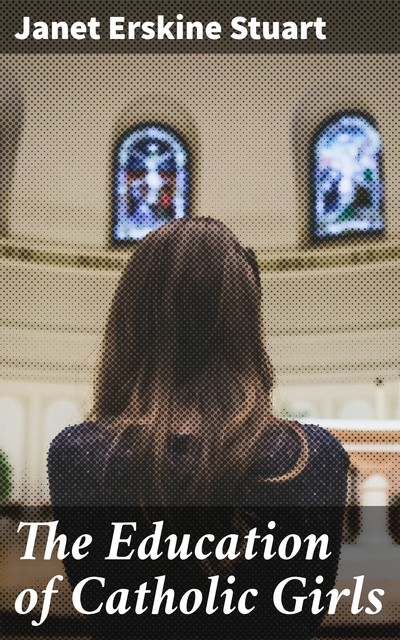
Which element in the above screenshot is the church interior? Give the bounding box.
[0,52,399,635]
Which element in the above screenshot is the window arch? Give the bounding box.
[113,124,190,242]
[312,112,384,239]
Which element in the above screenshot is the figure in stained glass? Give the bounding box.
[312,113,384,239]
[114,125,190,241]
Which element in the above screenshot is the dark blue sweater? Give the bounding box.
[48,420,349,639]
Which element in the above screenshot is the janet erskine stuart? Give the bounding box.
[14,15,327,41]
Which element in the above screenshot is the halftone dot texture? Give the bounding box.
[1,5,400,638]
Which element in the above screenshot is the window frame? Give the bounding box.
[309,110,385,245]
[111,122,192,246]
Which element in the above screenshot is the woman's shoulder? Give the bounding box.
[257,419,349,469]
[49,419,110,451]
[48,420,114,468]
[47,420,115,505]
[298,421,349,464]
[250,420,350,505]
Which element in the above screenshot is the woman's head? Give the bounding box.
[95,217,272,419]
[95,217,278,504]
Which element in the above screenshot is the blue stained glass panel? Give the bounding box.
[113,125,190,242]
[312,114,384,239]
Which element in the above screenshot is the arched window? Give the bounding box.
[312,112,384,240]
[113,124,190,242]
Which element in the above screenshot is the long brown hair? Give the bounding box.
[94,217,306,505]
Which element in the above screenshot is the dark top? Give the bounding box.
[48,420,349,640]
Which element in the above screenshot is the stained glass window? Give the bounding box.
[113,124,190,242]
[312,113,384,239]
